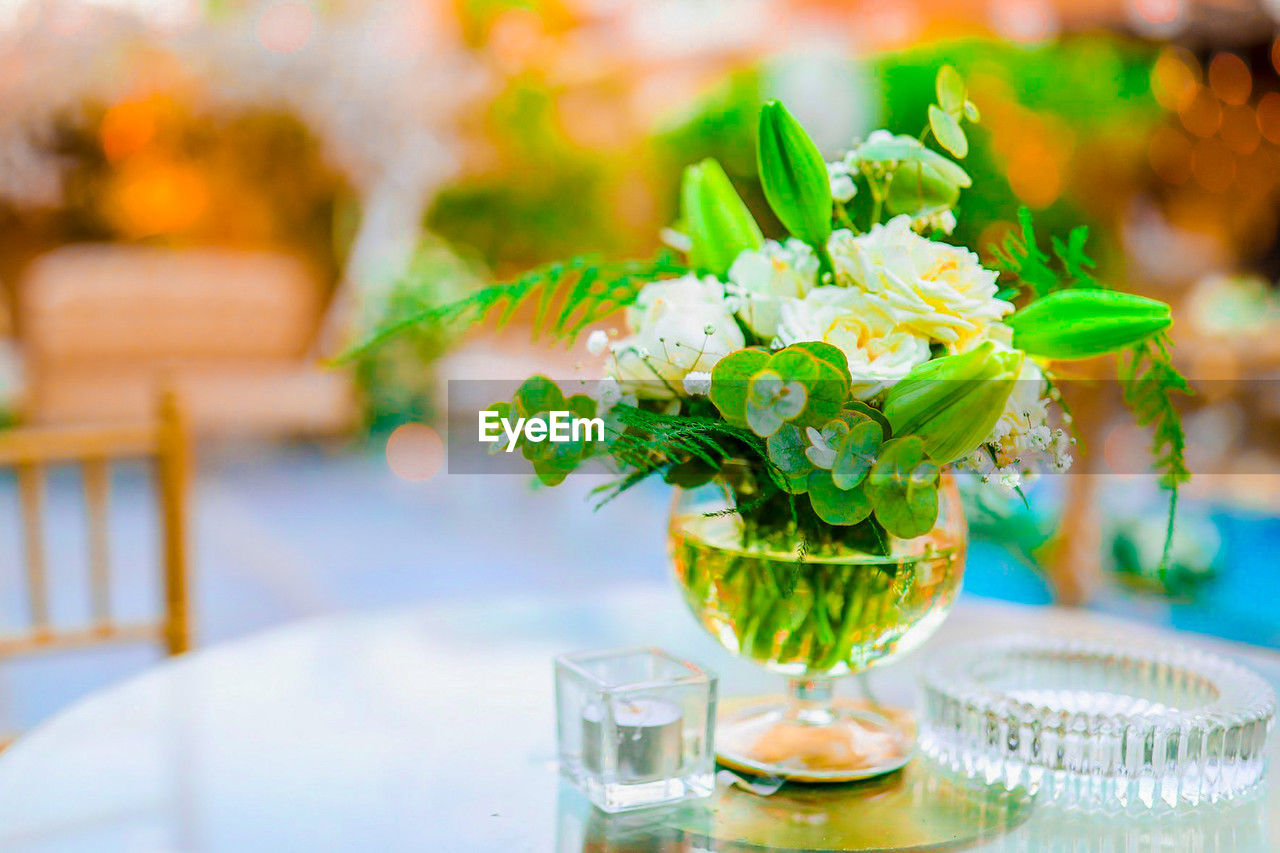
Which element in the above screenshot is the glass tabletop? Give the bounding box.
[0,586,1273,851]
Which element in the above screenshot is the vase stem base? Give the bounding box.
[715,695,915,783]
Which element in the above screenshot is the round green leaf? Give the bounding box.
[709,347,771,427]
[874,482,938,539]
[807,469,874,526]
[746,369,806,437]
[767,424,813,475]
[866,436,940,538]
[832,419,882,490]
[929,105,968,159]
[936,65,966,114]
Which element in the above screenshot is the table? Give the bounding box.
[0,586,1274,851]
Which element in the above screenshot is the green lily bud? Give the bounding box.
[882,341,1023,464]
[756,101,832,248]
[1008,289,1172,359]
[681,158,763,277]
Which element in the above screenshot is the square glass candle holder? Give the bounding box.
[555,647,717,812]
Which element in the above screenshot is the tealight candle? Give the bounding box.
[582,697,683,782]
[555,648,715,811]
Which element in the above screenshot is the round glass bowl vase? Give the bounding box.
[669,472,968,781]
[919,636,1277,810]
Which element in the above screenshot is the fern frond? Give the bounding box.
[989,208,1056,299]
[612,405,765,468]
[339,251,689,362]
[1051,225,1100,288]
[1120,332,1192,570]
[988,208,1101,300]
[588,405,769,507]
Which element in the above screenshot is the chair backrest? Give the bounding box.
[0,388,191,658]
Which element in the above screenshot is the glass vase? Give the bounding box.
[669,467,967,781]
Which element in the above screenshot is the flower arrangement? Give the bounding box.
[352,66,1189,564]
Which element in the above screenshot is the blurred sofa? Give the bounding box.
[18,244,357,436]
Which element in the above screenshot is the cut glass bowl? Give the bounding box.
[919,636,1276,810]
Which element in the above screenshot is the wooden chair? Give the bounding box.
[0,388,191,663]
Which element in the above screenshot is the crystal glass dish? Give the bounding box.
[919,636,1276,810]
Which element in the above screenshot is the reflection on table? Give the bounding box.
[0,588,1273,851]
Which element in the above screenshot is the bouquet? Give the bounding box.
[351,66,1189,564]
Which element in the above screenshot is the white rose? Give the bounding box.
[726,239,818,338]
[776,286,930,399]
[829,216,1012,352]
[609,274,744,398]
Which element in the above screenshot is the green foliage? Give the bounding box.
[831,419,882,490]
[866,437,941,538]
[497,378,600,486]
[882,342,1022,464]
[681,158,762,276]
[928,106,968,159]
[592,403,768,503]
[807,469,874,525]
[341,252,688,362]
[756,101,833,254]
[709,343,850,437]
[935,65,966,113]
[1009,288,1171,359]
[709,347,771,428]
[989,208,1100,300]
[1120,333,1191,570]
[852,133,972,222]
[926,65,979,159]
[657,38,1161,272]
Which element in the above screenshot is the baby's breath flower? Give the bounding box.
[827,161,857,203]
[682,371,712,396]
[586,329,609,356]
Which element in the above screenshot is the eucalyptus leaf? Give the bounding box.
[746,370,806,437]
[936,65,966,114]
[886,159,961,218]
[803,422,847,470]
[928,105,968,159]
[866,436,939,538]
[767,424,813,474]
[832,419,882,490]
[807,469,874,525]
[512,376,565,418]
[963,100,980,123]
[874,481,938,538]
[708,347,771,427]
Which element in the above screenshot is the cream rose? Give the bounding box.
[776,286,930,399]
[726,239,818,338]
[609,274,744,398]
[829,216,1012,352]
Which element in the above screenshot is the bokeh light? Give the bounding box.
[100,100,159,162]
[1179,86,1222,138]
[1208,53,1252,106]
[1257,92,1280,144]
[386,423,445,482]
[1151,47,1200,112]
[1220,104,1261,154]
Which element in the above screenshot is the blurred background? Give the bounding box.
[0,0,1277,731]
